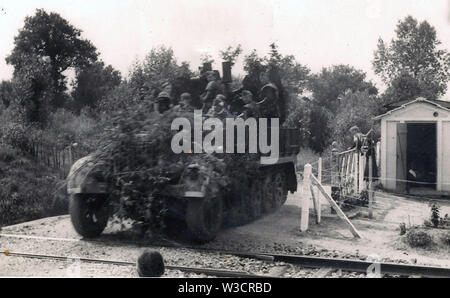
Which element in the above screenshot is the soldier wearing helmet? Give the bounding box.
[238,90,260,119]
[201,71,226,113]
[155,91,171,114]
[206,95,230,120]
[256,68,284,121]
[176,92,195,112]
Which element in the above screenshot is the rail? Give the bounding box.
[2,234,449,278]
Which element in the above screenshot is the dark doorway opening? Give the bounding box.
[406,123,437,190]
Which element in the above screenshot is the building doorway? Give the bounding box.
[406,123,437,191]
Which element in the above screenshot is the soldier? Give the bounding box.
[201,71,226,113]
[362,131,379,181]
[155,91,171,114]
[238,90,260,119]
[177,92,195,112]
[257,82,280,119]
[255,68,284,121]
[180,92,193,107]
[206,95,230,120]
[231,68,263,103]
[348,126,363,151]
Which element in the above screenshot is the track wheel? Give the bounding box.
[249,179,263,219]
[69,194,110,238]
[273,172,288,208]
[185,197,223,244]
[262,174,275,213]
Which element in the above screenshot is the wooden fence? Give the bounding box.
[28,141,86,178]
[308,131,381,221]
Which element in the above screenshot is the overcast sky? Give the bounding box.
[1,0,450,96]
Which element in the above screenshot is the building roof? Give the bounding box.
[384,98,450,110]
[374,97,450,120]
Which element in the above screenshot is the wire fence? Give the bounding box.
[296,144,450,231]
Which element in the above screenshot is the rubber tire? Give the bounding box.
[69,194,110,238]
[185,197,223,244]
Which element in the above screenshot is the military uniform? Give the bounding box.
[201,74,226,112]
[238,101,260,119]
[156,92,171,114]
[257,83,280,119]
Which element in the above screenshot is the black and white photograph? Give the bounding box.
[0,0,449,283]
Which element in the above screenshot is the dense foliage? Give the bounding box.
[0,145,66,226]
[71,61,122,113]
[6,9,98,109]
[286,65,378,151]
[91,103,259,231]
[406,229,433,248]
[373,16,450,103]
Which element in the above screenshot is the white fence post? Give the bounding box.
[301,164,312,232]
[369,157,374,218]
[315,158,322,223]
[359,153,366,193]
[318,157,322,184]
[354,152,359,194]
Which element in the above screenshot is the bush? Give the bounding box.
[399,223,407,236]
[46,108,99,153]
[406,229,433,248]
[1,123,31,153]
[331,90,381,147]
[441,231,450,246]
[423,219,433,228]
[430,203,440,228]
[0,145,66,226]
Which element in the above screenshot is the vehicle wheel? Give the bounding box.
[273,172,288,208]
[249,180,263,219]
[262,175,275,213]
[69,194,110,238]
[185,197,223,244]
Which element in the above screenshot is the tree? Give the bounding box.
[381,71,422,105]
[7,53,55,125]
[308,65,378,113]
[373,16,450,102]
[220,45,242,67]
[331,90,382,147]
[200,53,215,66]
[0,80,14,108]
[129,46,191,97]
[71,61,122,113]
[307,104,334,152]
[243,49,266,75]
[260,43,311,96]
[6,9,98,108]
[243,44,310,124]
[244,44,310,96]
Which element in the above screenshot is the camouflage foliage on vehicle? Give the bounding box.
[92,100,259,233]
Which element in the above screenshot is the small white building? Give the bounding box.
[374,98,450,195]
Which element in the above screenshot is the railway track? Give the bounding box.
[2,250,263,278]
[1,233,450,278]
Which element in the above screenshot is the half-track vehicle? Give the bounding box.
[67,63,300,243]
